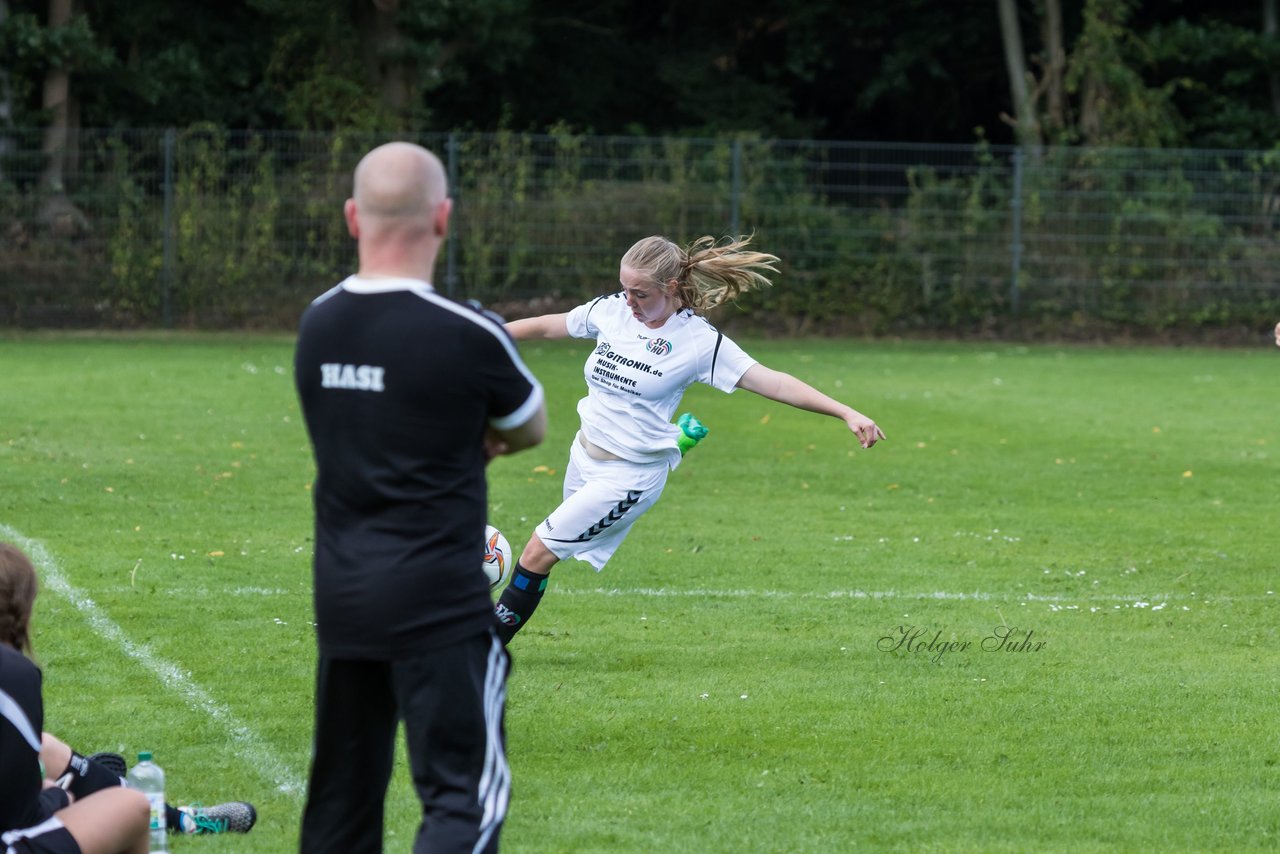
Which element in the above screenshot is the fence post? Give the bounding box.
[730,138,742,237]
[161,128,175,328]
[1008,146,1025,316]
[445,132,459,299]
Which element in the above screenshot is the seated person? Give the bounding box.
[2,541,254,854]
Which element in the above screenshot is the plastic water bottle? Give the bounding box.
[127,752,168,852]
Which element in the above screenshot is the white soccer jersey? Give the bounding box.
[565,292,757,466]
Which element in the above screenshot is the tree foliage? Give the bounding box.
[0,0,1277,148]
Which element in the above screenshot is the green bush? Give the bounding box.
[1,129,1276,338]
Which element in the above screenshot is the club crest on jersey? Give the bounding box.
[645,337,672,356]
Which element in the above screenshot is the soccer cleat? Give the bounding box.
[178,802,258,834]
[86,752,128,778]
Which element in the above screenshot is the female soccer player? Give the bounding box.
[492,234,885,642]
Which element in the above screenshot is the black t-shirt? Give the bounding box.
[1,644,47,832]
[294,277,543,657]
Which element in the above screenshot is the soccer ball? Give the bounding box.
[482,525,512,589]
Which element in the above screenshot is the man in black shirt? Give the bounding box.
[295,142,545,853]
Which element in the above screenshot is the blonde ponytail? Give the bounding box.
[621,234,779,311]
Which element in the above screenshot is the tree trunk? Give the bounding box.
[357,0,412,126]
[1041,0,1067,135]
[996,0,1040,146]
[1265,0,1280,118]
[39,0,73,194]
[0,0,12,162]
[37,0,88,237]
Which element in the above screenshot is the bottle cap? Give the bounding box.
[137,751,152,762]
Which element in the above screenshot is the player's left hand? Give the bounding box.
[845,411,885,449]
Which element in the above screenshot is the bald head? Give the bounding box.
[346,142,452,279]
[352,142,448,222]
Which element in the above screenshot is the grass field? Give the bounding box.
[1,331,1277,852]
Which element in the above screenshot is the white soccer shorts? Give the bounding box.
[535,435,669,571]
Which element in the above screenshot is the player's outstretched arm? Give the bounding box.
[736,363,885,449]
[507,313,570,341]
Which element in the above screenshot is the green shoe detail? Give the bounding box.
[178,802,257,834]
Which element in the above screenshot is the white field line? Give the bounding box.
[201,583,1262,608]
[558,586,1266,606]
[0,525,305,798]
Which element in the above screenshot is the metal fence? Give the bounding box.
[2,128,1278,332]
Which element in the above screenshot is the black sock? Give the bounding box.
[59,752,124,799]
[493,563,548,644]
